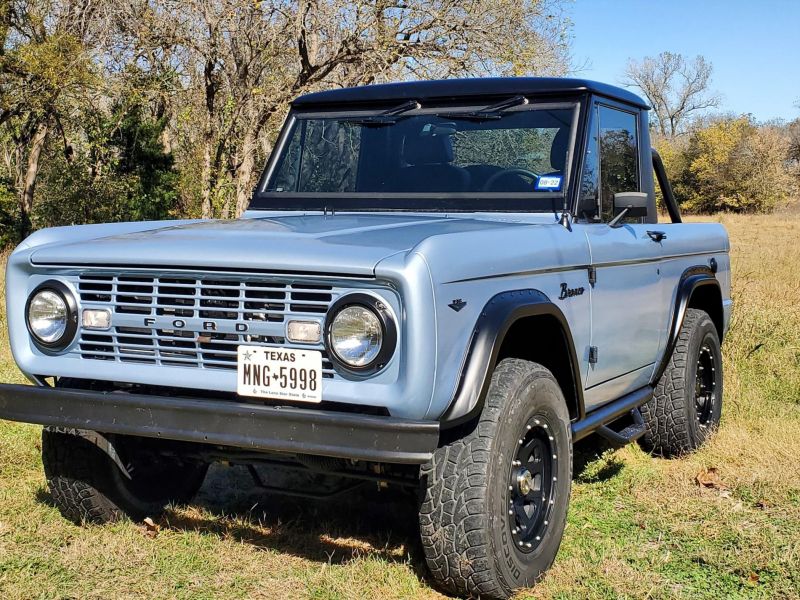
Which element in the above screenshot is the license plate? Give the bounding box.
[237,345,322,402]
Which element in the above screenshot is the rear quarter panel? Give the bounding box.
[654,221,732,362]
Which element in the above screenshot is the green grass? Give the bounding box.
[1,215,799,599]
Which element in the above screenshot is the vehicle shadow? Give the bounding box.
[572,436,627,483]
[164,463,429,571]
[165,436,626,566]
[32,437,628,585]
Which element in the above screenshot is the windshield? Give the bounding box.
[254,102,577,212]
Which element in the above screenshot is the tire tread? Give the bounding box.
[641,308,720,456]
[420,359,569,599]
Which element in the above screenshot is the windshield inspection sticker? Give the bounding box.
[535,175,563,190]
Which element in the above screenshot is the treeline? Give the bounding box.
[626,52,800,214]
[656,116,800,214]
[0,0,571,247]
[1,6,797,250]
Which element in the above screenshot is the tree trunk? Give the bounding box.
[200,131,213,218]
[234,132,257,218]
[17,122,48,238]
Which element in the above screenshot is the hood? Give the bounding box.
[29,213,525,276]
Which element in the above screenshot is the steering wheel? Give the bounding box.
[482,168,540,192]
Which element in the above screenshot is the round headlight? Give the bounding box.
[26,281,77,350]
[325,294,397,375]
[330,305,383,367]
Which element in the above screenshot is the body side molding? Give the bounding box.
[440,289,584,428]
[652,265,721,386]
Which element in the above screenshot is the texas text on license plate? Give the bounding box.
[237,346,322,402]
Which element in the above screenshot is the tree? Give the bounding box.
[1,0,574,244]
[133,0,573,218]
[787,118,800,163]
[663,116,793,214]
[0,0,99,238]
[624,52,720,138]
[34,99,179,228]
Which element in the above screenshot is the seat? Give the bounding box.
[397,134,470,192]
[548,127,570,174]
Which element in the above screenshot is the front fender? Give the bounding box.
[440,289,584,428]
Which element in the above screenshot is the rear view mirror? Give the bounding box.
[421,122,457,136]
[609,192,648,227]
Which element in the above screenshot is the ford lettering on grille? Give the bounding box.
[142,317,252,333]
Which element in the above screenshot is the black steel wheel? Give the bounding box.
[641,308,724,456]
[694,343,717,427]
[507,416,558,553]
[419,359,572,600]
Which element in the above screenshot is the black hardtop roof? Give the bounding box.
[292,77,649,110]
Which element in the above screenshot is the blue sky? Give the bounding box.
[568,0,800,122]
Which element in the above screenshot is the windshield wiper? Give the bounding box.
[340,99,422,127]
[436,95,529,121]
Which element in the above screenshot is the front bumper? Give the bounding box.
[0,384,440,464]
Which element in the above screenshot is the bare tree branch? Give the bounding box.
[624,51,720,138]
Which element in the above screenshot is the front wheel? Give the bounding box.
[419,359,572,599]
[42,428,208,524]
[641,308,723,456]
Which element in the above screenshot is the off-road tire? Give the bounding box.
[419,359,572,600]
[641,308,723,456]
[42,428,208,524]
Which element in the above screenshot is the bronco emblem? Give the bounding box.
[558,282,585,300]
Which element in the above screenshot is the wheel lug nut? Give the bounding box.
[526,424,532,430]
[525,542,532,548]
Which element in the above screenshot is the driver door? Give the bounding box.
[578,102,667,409]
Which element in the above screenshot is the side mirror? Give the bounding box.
[609,192,649,227]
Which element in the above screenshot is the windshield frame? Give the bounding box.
[250,99,582,213]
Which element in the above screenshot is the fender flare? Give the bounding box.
[440,289,584,428]
[651,265,721,385]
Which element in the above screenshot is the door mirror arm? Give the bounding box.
[608,207,629,228]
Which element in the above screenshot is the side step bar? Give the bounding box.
[571,386,652,443]
[596,408,646,445]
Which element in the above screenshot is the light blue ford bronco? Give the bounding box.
[1,78,731,599]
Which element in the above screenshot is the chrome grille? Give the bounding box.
[70,272,339,377]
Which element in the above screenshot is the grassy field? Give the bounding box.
[1,214,799,599]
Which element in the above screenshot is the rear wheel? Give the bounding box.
[419,359,572,599]
[42,428,208,524]
[641,308,723,456]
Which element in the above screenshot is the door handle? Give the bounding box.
[646,230,667,242]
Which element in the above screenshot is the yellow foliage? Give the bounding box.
[4,33,95,115]
[660,117,794,214]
